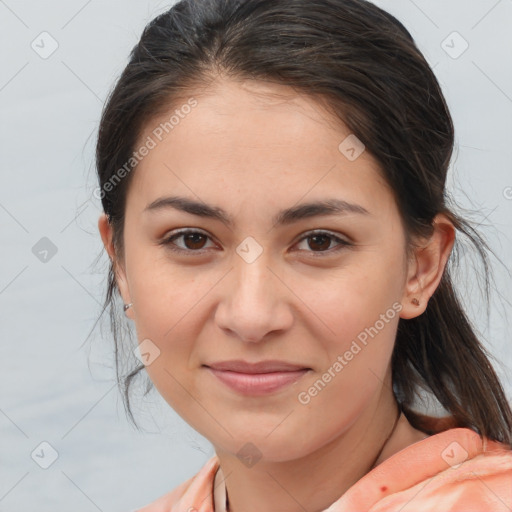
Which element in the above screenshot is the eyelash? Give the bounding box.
[159,229,352,257]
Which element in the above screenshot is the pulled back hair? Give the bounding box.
[94,0,512,445]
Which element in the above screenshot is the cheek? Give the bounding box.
[127,257,220,396]
[291,307,400,454]
[297,259,403,344]
[128,246,212,334]
[294,261,402,414]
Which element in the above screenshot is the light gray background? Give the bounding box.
[1,1,511,510]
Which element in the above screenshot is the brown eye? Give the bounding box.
[307,234,332,251]
[161,229,215,254]
[295,230,352,256]
[182,232,208,250]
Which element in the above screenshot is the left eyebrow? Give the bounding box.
[143,195,371,228]
[273,199,370,226]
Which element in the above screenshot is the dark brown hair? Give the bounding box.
[93,0,512,446]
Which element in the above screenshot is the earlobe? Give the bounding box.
[400,214,456,320]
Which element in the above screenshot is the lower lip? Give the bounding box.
[206,367,310,395]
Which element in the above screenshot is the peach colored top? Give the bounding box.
[136,427,512,512]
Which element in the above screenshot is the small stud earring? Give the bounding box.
[123,303,133,312]
[411,298,420,306]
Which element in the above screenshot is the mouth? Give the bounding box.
[203,360,312,395]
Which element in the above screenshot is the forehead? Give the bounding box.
[127,78,393,216]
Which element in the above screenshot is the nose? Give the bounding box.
[214,249,294,343]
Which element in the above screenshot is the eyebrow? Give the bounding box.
[143,195,370,228]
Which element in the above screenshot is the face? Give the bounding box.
[103,78,415,461]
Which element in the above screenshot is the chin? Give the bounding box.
[211,425,320,464]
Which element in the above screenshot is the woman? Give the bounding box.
[95,0,512,510]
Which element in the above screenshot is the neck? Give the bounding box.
[215,382,420,512]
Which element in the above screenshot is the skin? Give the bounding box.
[98,78,455,512]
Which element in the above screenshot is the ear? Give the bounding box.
[400,213,456,319]
[97,213,134,320]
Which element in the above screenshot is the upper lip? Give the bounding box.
[205,360,310,373]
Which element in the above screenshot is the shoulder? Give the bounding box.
[135,456,219,512]
[336,427,512,512]
[135,475,195,512]
[371,445,512,511]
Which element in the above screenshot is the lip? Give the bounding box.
[205,359,310,373]
[203,360,311,396]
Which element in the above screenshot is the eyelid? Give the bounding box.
[160,228,218,253]
[292,229,352,256]
[160,228,352,255]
